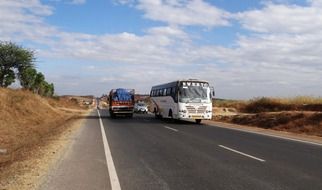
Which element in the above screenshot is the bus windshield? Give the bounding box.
[178,82,210,103]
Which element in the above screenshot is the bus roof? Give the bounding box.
[151,79,209,90]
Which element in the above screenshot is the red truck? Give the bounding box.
[109,88,135,118]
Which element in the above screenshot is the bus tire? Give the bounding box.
[168,109,174,122]
[168,109,173,118]
[195,119,202,124]
[110,110,115,118]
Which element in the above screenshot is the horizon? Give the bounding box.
[1,0,322,99]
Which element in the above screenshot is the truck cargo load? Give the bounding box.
[109,88,135,118]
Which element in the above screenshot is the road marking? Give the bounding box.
[97,110,122,190]
[219,145,266,162]
[211,124,322,147]
[164,126,178,132]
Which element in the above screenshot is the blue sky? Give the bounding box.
[1,0,322,99]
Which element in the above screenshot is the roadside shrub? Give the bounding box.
[300,104,322,112]
[242,97,293,113]
[213,99,247,111]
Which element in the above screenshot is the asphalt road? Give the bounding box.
[40,109,322,190]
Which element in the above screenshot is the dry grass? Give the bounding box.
[213,97,322,136]
[214,112,322,137]
[0,88,86,166]
[215,97,322,113]
[214,99,247,111]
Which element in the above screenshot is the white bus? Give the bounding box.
[150,79,214,124]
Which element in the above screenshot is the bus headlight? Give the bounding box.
[179,110,187,113]
[206,110,212,113]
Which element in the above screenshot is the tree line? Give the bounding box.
[0,41,54,97]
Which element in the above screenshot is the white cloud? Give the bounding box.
[146,26,187,38]
[310,0,322,7]
[49,0,86,5]
[1,0,322,98]
[236,1,322,34]
[116,0,231,27]
[69,0,86,4]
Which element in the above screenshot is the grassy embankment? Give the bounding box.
[0,88,91,166]
[214,97,322,137]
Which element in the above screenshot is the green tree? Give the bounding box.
[38,81,55,97]
[33,72,45,94]
[20,67,37,90]
[48,83,55,97]
[0,41,34,87]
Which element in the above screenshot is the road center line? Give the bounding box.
[97,110,122,190]
[219,145,266,162]
[164,126,178,132]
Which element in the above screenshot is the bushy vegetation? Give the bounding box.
[0,41,54,96]
[214,98,247,111]
[215,97,322,113]
[216,112,322,137]
[242,97,292,113]
[242,97,322,113]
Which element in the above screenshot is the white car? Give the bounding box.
[134,103,148,113]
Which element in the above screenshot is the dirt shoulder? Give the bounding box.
[0,88,93,189]
[0,113,89,190]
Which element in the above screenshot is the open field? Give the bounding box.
[214,97,322,136]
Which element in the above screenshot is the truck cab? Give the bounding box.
[109,88,135,118]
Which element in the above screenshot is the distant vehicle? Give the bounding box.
[150,79,214,124]
[109,88,135,118]
[134,102,148,113]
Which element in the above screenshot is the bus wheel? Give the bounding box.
[154,108,159,118]
[168,109,174,122]
[195,119,202,124]
[168,109,173,118]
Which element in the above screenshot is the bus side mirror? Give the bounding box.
[210,87,215,98]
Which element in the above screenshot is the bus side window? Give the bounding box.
[166,88,171,96]
[175,89,178,102]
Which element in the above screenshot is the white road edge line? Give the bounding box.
[219,145,266,162]
[212,124,322,147]
[97,110,122,190]
[164,126,178,132]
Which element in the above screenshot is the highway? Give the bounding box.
[40,109,322,190]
